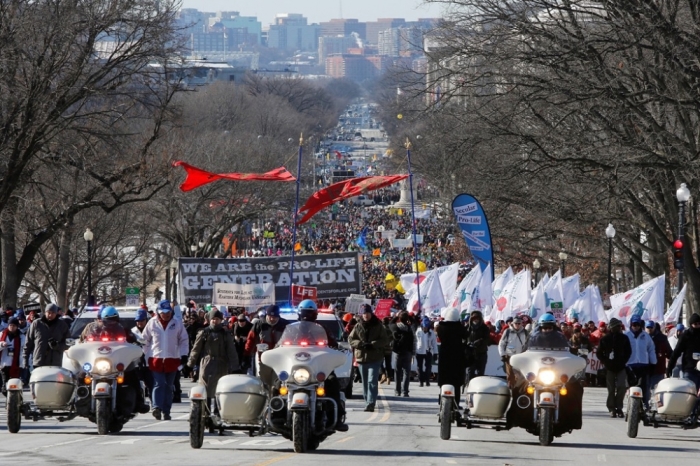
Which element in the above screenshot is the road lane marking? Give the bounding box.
[597,454,607,462]
[378,387,391,422]
[134,413,189,430]
[335,436,355,443]
[98,439,142,445]
[240,439,287,446]
[204,439,240,445]
[253,453,295,466]
[446,461,457,464]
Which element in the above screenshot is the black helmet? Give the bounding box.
[297,299,318,322]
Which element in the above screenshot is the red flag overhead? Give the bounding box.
[296,175,408,224]
[173,161,296,192]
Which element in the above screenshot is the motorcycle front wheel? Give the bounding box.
[627,398,641,438]
[440,397,452,440]
[6,391,22,433]
[292,411,309,453]
[189,400,205,449]
[538,407,553,446]
[95,398,112,435]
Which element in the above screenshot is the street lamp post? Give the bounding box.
[83,228,94,306]
[676,183,691,293]
[559,251,568,276]
[605,223,616,294]
[533,258,541,286]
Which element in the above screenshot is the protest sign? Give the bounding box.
[213,282,275,307]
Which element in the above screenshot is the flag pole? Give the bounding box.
[405,138,421,313]
[290,133,304,306]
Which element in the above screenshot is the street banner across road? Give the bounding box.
[177,252,361,304]
[213,282,275,307]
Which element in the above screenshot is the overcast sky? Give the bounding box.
[180,0,446,25]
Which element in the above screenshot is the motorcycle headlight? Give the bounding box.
[94,359,112,374]
[293,368,311,385]
[539,369,556,385]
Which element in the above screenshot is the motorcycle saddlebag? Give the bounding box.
[30,366,76,409]
[465,376,511,419]
[215,374,267,424]
[654,378,696,417]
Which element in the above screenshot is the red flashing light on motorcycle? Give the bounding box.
[300,341,309,347]
[101,337,110,342]
[317,341,326,346]
[316,372,326,382]
[560,374,569,383]
[117,337,125,342]
[87,337,94,342]
[116,363,125,372]
[283,341,291,346]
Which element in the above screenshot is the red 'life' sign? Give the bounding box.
[291,285,318,306]
[374,299,394,319]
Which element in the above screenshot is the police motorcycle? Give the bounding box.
[263,320,346,452]
[439,314,586,446]
[6,307,147,435]
[626,361,700,438]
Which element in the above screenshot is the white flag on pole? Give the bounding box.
[544,270,565,320]
[493,269,531,320]
[562,274,581,309]
[492,267,514,300]
[590,285,607,324]
[474,263,493,311]
[406,269,445,315]
[529,278,547,322]
[539,272,550,289]
[608,275,665,328]
[664,284,686,325]
[437,263,460,308]
[451,266,481,312]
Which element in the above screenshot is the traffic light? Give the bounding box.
[673,239,684,270]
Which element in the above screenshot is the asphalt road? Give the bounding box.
[1,380,699,466]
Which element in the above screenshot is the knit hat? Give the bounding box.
[608,318,622,329]
[208,309,224,321]
[360,304,373,314]
[45,303,59,313]
[8,317,19,326]
[690,313,700,325]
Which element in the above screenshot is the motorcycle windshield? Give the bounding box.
[84,323,128,342]
[276,321,328,348]
[526,328,570,351]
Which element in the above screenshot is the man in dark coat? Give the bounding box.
[390,311,415,397]
[436,309,468,394]
[24,303,70,368]
[598,317,632,417]
[187,309,239,416]
[465,310,491,380]
[666,312,700,391]
[349,304,389,412]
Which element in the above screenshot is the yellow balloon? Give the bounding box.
[397,114,403,120]
[395,282,405,294]
[412,260,427,273]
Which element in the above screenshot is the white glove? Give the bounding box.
[0,341,6,348]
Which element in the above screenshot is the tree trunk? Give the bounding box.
[56,220,73,310]
[1,199,19,307]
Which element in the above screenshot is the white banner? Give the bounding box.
[607,274,665,327]
[565,285,596,324]
[664,284,686,324]
[474,263,493,311]
[392,238,412,249]
[213,282,275,307]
